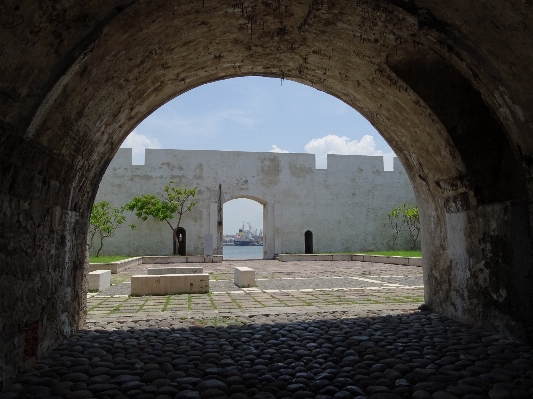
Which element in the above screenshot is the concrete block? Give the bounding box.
[142,256,187,264]
[89,257,142,274]
[278,254,335,261]
[363,255,387,263]
[142,256,220,264]
[384,256,409,265]
[278,254,300,262]
[131,274,209,295]
[311,254,334,261]
[234,267,256,288]
[331,254,352,261]
[409,257,422,267]
[147,266,203,275]
[88,270,111,291]
[89,263,119,274]
[352,254,364,261]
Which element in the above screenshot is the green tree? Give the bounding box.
[89,201,127,257]
[124,182,197,255]
[388,203,420,250]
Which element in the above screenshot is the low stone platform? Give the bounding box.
[277,253,422,266]
[131,274,210,295]
[88,256,142,274]
[147,266,204,275]
[142,255,222,264]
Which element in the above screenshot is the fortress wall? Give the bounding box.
[280,154,414,254]
[326,154,384,172]
[94,149,418,257]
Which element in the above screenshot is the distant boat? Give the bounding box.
[234,222,260,246]
[234,240,253,246]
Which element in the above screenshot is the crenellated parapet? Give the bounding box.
[96,148,416,258]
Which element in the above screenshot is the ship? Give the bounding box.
[234,222,263,246]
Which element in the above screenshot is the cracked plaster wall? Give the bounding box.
[94,149,417,258]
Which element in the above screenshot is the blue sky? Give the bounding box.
[120,76,395,235]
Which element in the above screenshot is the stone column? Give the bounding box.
[262,202,275,259]
[274,202,282,256]
[209,200,219,255]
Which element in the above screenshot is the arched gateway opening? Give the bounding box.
[2,1,533,386]
[305,231,313,254]
[173,227,186,257]
[223,197,268,259]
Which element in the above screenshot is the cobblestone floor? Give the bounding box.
[5,261,533,399]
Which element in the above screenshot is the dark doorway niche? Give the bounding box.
[305,230,313,254]
[173,227,186,256]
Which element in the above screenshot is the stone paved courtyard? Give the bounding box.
[86,260,424,327]
[3,261,533,399]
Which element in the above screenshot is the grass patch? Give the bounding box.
[187,294,192,311]
[227,293,243,309]
[111,274,130,285]
[89,255,134,263]
[134,297,150,313]
[87,298,107,312]
[399,295,424,303]
[207,292,218,310]
[162,295,171,312]
[359,250,422,257]
[247,294,266,307]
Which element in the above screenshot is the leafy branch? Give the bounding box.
[388,203,420,250]
[124,181,197,255]
[89,201,129,257]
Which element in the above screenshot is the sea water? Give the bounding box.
[223,245,263,259]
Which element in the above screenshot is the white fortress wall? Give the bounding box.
[93,148,418,258]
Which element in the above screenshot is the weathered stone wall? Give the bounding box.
[2,0,533,388]
[0,134,89,389]
[94,149,417,258]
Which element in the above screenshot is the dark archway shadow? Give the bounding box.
[305,231,313,255]
[172,227,187,256]
[6,311,533,397]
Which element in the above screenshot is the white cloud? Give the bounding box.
[121,130,162,164]
[269,145,290,153]
[304,134,395,170]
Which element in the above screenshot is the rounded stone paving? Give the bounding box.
[4,261,533,398]
[2,310,533,399]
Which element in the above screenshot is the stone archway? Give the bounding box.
[2,0,533,386]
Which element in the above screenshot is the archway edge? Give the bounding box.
[224,195,267,207]
[22,0,471,185]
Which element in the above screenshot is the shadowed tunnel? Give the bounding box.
[1,0,533,387]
